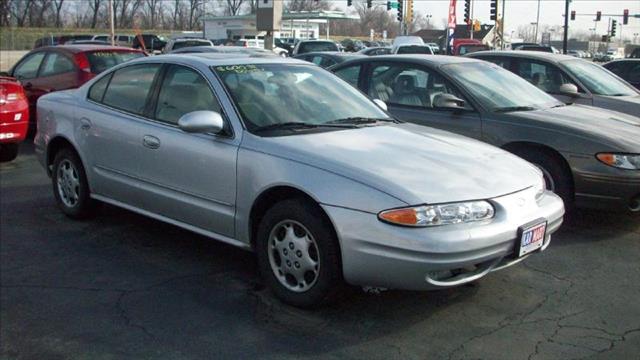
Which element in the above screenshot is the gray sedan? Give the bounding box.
[330,55,640,213]
[466,51,640,117]
[34,55,563,307]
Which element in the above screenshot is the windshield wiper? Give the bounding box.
[326,117,400,125]
[253,122,355,132]
[493,106,536,113]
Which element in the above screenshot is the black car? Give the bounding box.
[357,47,392,56]
[132,34,166,51]
[603,59,640,90]
[292,52,364,68]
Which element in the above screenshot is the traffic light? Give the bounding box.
[596,11,601,21]
[397,0,403,22]
[347,0,352,7]
[623,9,629,25]
[611,19,617,37]
[570,10,575,21]
[366,0,372,8]
[406,0,413,22]
[490,0,497,21]
[387,1,392,11]
[464,0,471,24]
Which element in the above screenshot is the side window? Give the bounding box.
[334,65,361,87]
[516,60,578,94]
[368,64,468,109]
[40,53,76,77]
[483,57,511,69]
[320,57,337,68]
[154,65,221,125]
[88,73,112,102]
[13,52,46,80]
[604,63,624,75]
[310,56,324,66]
[102,64,161,115]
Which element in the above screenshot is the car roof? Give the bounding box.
[35,45,142,53]
[336,54,481,67]
[295,51,361,57]
[149,53,310,66]
[467,50,577,62]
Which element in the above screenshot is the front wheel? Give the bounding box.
[256,199,342,308]
[52,148,96,219]
[513,149,574,207]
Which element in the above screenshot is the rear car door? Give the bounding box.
[11,51,47,124]
[81,63,162,206]
[363,62,482,139]
[132,64,238,237]
[37,51,79,92]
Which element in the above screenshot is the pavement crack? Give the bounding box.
[115,291,156,340]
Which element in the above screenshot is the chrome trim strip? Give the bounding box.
[94,165,234,207]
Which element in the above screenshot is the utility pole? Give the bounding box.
[562,0,569,54]
[501,0,505,49]
[108,0,115,46]
[534,0,541,43]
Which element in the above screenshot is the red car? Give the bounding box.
[5,45,145,133]
[0,77,29,162]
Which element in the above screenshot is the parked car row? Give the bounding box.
[3,39,638,309]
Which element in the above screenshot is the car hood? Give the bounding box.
[513,104,640,150]
[243,124,540,206]
[593,94,640,118]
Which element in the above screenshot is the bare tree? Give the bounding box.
[221,0,244,16]
[286,0,330,12]
[188,0,204,30]
[52,0,64,27]
[88,0,102,29]
[10,0,34,27]
[144,0,161,29]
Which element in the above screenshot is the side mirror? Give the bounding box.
[558,83,579,97]
[178,110,224,134]
[433,93,466,110]
[373,99,388,111]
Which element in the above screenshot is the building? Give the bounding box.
[203,11,358,41]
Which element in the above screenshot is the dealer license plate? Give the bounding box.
[518,221,547,257]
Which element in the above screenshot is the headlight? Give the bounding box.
[378,201,495,227]
[596,153,640,170]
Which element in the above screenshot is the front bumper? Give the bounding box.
[322,187,564,290]
[568,154,640,212]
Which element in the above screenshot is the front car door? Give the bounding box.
[11,51,47,124]
[513,58,592,105]
[132,63,238,237]
[362,61,482,139]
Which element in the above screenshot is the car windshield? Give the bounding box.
[213,64,391,133]
[85,51,145,74]
[562,60,636,96]
[441,62,562,112]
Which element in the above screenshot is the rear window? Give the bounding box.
[299,42,338,53]
[85,51,145,74]
[396,45,433,55]
[173,41,210,50]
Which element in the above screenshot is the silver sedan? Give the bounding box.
[34,55,564,307]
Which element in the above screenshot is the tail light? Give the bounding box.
[0,83,27,105]
[74,53,96,83]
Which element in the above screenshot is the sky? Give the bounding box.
[328,0,640,40]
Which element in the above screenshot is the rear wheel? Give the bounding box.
[256,199,342,308]
[52,148,96,219]
[0,143,19,162]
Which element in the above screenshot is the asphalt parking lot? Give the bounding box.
[1,144,639,360]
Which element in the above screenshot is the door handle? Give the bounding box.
[80,118,92,130]
[142,135,160,149]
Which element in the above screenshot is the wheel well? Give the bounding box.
[249,186,334,250]
[46,137,76,173]
[502,141,574,186]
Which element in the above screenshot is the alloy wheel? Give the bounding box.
[56,159,80,208]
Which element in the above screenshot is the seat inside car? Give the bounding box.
[390,74,423,106]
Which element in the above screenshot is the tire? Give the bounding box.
[513,148,574,207]
[51,148,96,219]
[256,198,342,308]
[0,143,19,162]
